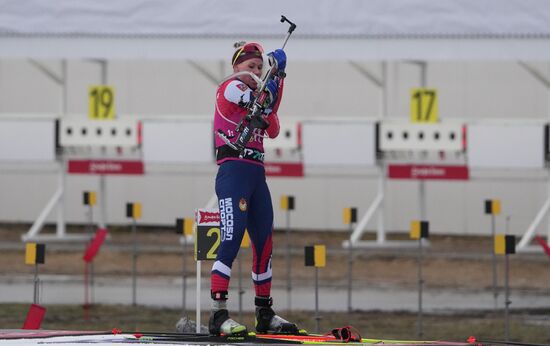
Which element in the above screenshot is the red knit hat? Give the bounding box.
[232,41,264,66]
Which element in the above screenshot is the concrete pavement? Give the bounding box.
[2,274,550,313]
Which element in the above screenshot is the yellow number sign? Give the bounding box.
[88,85,115,119]
[410,88,438,123]
[195,225,221,261]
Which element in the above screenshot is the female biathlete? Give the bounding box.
[209,41,298,336]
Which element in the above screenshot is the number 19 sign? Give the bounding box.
[88,85,115,120]
[410,88,438,123]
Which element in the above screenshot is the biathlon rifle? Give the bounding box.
[217,15,297,157]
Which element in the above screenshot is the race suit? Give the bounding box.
[211,76,283,297]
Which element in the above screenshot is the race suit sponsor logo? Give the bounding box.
[242,148,265,162]
[219,197,234,241]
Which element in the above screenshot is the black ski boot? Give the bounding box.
[208,309,247,336]
[254,296,300,334]
[208,291,247,336]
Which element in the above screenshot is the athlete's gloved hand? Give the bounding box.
[262,79,278,114]
[268,49,286,74]
[250,115,270,130]
[265,79,278,105]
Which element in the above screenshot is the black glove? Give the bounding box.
[250,115,269,130]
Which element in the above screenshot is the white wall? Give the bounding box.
[1,59,550,238]
[1,60,549,119]
[1,164,547,238]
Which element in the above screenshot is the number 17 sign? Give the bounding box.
[88,85,115,120]
[410,88,438,123]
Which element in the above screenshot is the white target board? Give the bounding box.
[302,120,376,166]
[142,119,214,164]
[59,118,140,147]
[0,118,55,162]
[468,122,544,169]
[263,118,300,150]
[379,122,464,151]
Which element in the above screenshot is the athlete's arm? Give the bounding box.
[223,80,253,106]
[263,78,284,138]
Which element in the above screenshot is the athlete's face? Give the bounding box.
[234,58,263,89]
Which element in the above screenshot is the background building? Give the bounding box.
[1,0,550,242]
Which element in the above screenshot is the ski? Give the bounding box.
[1,329,527,345]
[123,330,476,345]
[255,333,473,345]
[123,331,301,344]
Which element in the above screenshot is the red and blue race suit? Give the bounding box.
[211,76,283,297]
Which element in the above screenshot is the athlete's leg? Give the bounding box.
[209,161,253,335]
[248,176,299,334]
[211,162,252,294]
[247,175,274,297]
